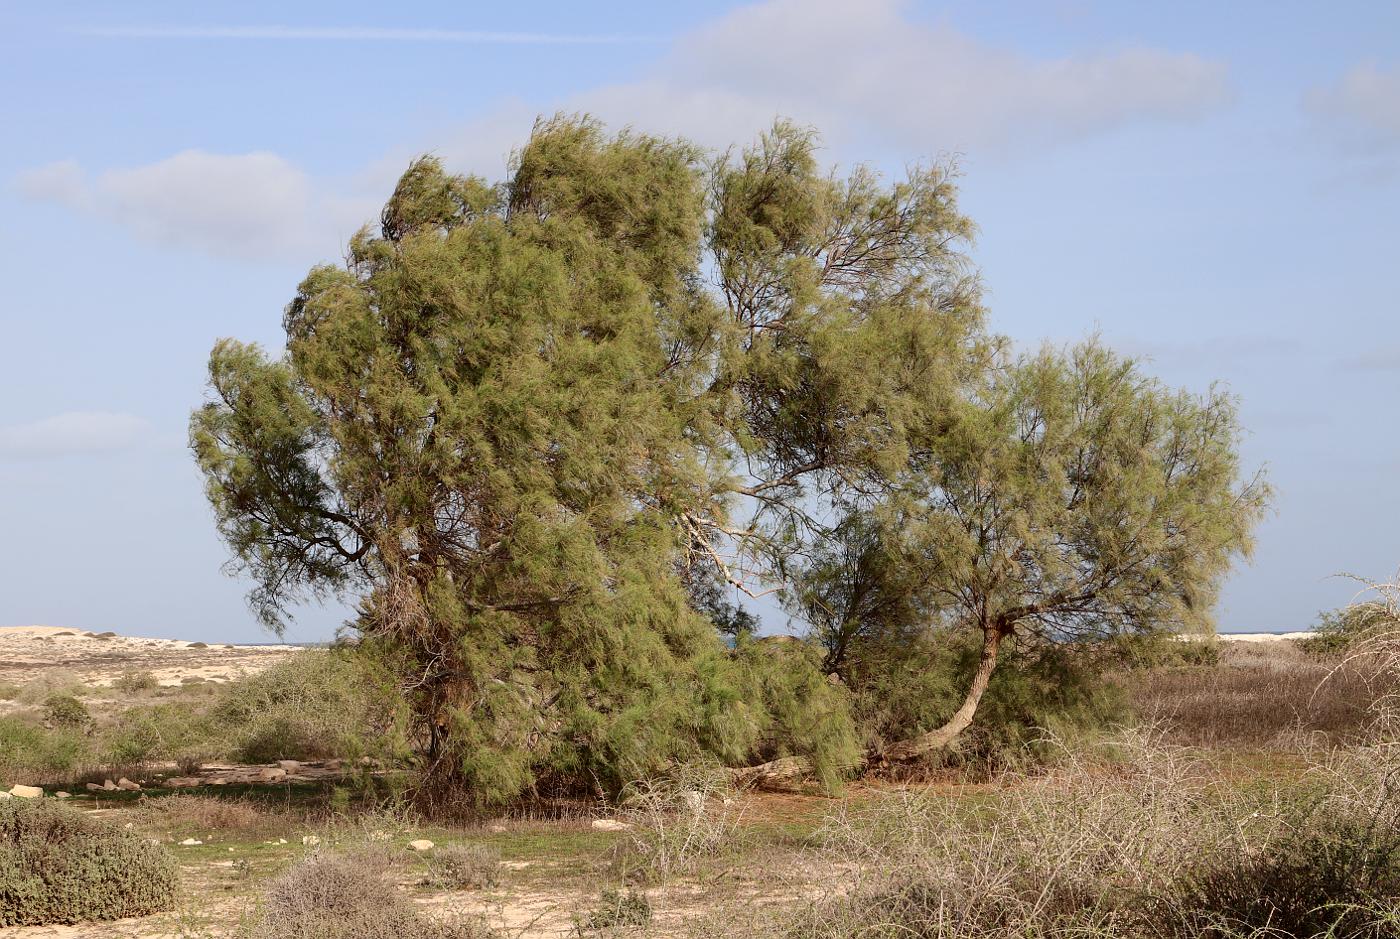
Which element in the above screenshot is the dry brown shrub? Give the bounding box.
[137,794,273,834]
[250,848,491,939]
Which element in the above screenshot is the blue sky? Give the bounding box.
[1,1,1397,642]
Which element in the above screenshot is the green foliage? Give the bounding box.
[41,694,91,730]
[1163,813,1400,938]
[0,717,92,782]
[0,799,177,926]
[731,638,861,791]
[1107,631,1222,669]
[841,631,1126,767]
[190,115,1263,795]
[113,670,160,693]
[102,698,216,767]
[1300,601,1397,657]
[792,342,1267,759]
[193,117,974,801]
[211,648,408,765]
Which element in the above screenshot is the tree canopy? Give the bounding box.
[793,341,1269,762]
[192,116,1265,797]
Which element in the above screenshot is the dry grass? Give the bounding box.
[756,727,1400,939]
[613,762,745,880]
[136,794,277,835]
[1126,640,1387,748]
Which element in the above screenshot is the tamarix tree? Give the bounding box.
[793,342,1270,766]
[192,116,1265,798]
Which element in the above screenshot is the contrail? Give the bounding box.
[80,25,658,44]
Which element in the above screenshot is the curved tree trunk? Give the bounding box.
[730,625,1007,789]
[878,625,1003,763]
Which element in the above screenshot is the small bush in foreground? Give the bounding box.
[581,888,651,930]
[616,762,743,879]
[423,843,500,889]
[1161,814,1400,938]
[252,848,489,939]
[0,798,177,926]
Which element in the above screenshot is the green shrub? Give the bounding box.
[113,671,160,694]
[42,694,91,730]
[0,717,93,782]
[0,798,177,926]
[1300,602,1397,658]
[1108,631,1222,668]
[101,700,217,768]
[732,637,861,792]
[213,649,408,765]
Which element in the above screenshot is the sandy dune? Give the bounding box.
[0,625,302,690]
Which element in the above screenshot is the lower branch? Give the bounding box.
[730,626,1006,789]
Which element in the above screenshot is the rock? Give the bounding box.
[301,835,321,846]
[680,789,706,814]
[54,791,71,799]
[116,777,141,791]
[0,791,10,800]
[9,785,43,799]
[102,779,118,791]
[324,758,344,770]
[590,819,631,832]
[85,782,104,791]
[259,767,287,782]
[408,839,435,852]
[165,777,201,788]
[179,838,203,846]
[207,777,228,786]
[277,760,301,771]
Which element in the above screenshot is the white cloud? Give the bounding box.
[1307,63,1400,151]
[19,0,1231,261]
[18,151,377,260]
[568,0,1229,155]
[0,412,152,460]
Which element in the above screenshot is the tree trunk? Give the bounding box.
[879,625,1003,763]
[730,626,1007,789]
[729,755,811,791]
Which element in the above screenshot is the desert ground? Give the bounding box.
[4,623,1395,938]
